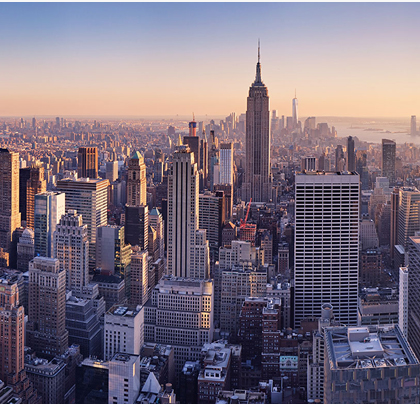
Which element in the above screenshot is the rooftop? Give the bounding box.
[325,325,419,370]
[107,304,142,317]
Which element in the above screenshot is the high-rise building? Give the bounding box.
[335,145,345,171]
[127,151,147,206]
[382,139,396,185]
[56,178,109,271]
[355,150,369,190]
[104,304,144,361]
[144,276,214,372]
[53,210,89,291]
[408,236,420,359]
[17,228,35,272]
[183,135,200,170]
[106,161,119,183]
[411,115,417,136]
[0,274,24,382]
[347,136,355,171]
[0,148,21,256]
[149,208,165,260]
[20,164,46,229]
[27,257,69,358]
[0,273,41,403]
[292,91,298,127]
[129,246,149,306]
[294,171,359,327]
[108,353,140,404]
[199,192,225,262]
[390,187,400,261]
[34,191,66,258]
[214,184,233,220]
[399,266,409,338]
[125,205,149,251]
[168,143,209,278]
[242,44,271,202]
[153,149,165,184]
[218,143,234,185]
[96,225,131,277]
[397,187,420,253]
[77,147,98,179]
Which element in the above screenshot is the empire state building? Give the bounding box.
[243,44,271,202]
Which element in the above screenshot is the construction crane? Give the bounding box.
[240,198,252,228]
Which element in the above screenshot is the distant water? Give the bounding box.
[313,117,418,145]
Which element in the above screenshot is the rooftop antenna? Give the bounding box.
[258,39,260,63]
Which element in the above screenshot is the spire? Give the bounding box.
[295,88,297,99]
[177,134,183,147]
[254,40,262,84]
[193,112,195,122]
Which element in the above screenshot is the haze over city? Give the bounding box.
[1,2,420,117]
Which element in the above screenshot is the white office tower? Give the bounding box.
[218,240,263,270]
[104,304,144,360]
[53,210,89,291]
[149,208,165,260]
[294,172,360,327]
[144,276,214,372]
[218,143,234,185]
[399,266,409,337]
[106,161,119,183]
[167,144,209,278]
[108,353,140,404]
[34,191,66,257]
[359,216,379,250]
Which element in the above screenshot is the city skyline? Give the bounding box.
[1,3,420,117]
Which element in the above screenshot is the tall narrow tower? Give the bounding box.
[243,42,271,202]
[127,151,147,206]
[347,136,355,172]
[292,90,298,127]
[0,149,21,255]
[382,139,396,185]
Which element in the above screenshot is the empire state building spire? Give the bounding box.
[254,40,263,85]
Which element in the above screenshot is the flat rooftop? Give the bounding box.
[325,325,419,370]
[107,305,141,317]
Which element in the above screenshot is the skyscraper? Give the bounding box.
[77,147,98,179]
[19,164,46,228]
[0,273,41,403]
[408,236,420,359]
[127,151,147,206]
[397,187,420,253]
[382,139,396,185]
[34,191,66,258]
[0,148,21,255]
[411,115,417,136]
[218,143,234,185]
[294,171,359,327]
[347,136,355,172]
[242,44,271,202]
[169,144,208,276]
[56,178,109,271]
[27,257,69,358]
[167,144,199,278]
[53,210,89,291]
[292,90,298,127]
[105,161,119,183]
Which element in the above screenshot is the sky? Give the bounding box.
[0,2,419,118]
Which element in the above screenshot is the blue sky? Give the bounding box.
[1,3,419,117]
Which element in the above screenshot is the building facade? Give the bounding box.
[294,171,359,327]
